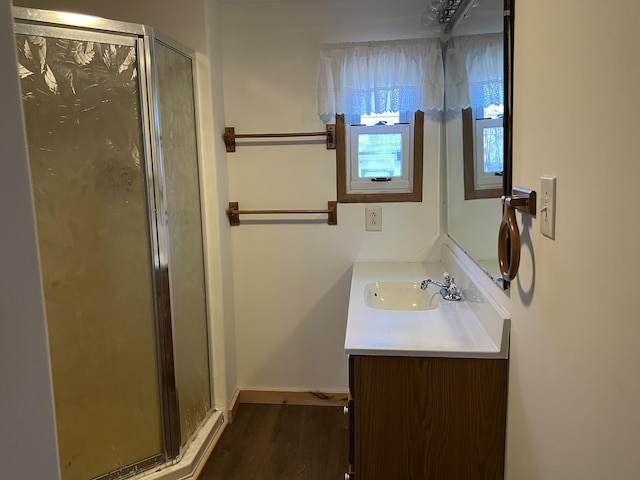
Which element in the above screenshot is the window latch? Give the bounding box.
[371,177,392,182]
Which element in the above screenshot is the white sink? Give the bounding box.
[364,282,440,311]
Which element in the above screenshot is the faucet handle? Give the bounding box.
[442,282,462,301]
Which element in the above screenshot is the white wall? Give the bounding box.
[505,0,640,478]
[219,0,442,391]
[0,0,61,477]
[201,0,238,419]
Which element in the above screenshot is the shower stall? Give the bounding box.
[13,7,219,480]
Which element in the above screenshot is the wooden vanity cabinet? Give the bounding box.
[348,355,508,480]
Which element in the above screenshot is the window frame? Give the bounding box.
[336,110,424,203]
[462,107,503,200]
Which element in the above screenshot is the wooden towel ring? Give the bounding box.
[497,188,536,282]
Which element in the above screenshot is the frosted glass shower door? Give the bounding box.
[154,39,212,446]
[15,26,164,480]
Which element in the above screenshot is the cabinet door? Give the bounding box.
[348,356,355,468]
[352,355,507,480]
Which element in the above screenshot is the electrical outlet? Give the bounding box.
[365,206,382,231]
[540,176,556,239]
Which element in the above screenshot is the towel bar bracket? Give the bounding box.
[326,124,336,149]
[228,202,240,226]
[327,200,337,225]
[510,187,536,215]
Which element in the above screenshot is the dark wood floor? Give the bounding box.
[198,404,349,480]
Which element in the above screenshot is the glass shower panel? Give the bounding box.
[154,40,212,445]
[16,28,164,480]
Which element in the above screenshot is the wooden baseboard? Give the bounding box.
[238,389,348,407]
[227,389,241,424]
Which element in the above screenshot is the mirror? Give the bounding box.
[444,0,510,288]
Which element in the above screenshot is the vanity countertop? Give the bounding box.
[344,261,510,359]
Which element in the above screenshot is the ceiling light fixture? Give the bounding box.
[421,0,479,36]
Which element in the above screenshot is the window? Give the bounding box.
[341,110,422,201]
[348,122,411,192]
[462,106,504,199]
[474,117,503,186]
[337,111,423,203]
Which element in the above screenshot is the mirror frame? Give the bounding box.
[503,0,514,288]
[504,0,514,200]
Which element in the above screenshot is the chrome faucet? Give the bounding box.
[420,272,462,301]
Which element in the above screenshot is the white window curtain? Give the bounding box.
[317,38,445,123]
[445,33,503,111]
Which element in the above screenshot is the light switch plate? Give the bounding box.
[540,176,556,239]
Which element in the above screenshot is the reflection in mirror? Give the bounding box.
[444,0,506,288]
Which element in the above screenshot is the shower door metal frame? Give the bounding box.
[146,32,217,447]
[12,6,183,475]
